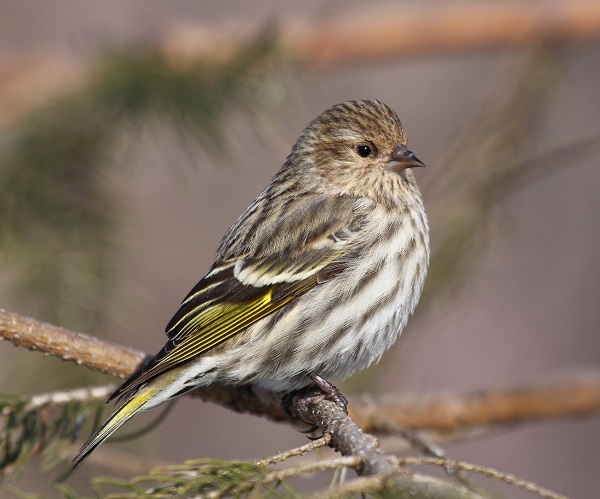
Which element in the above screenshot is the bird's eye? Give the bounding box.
[356,145,373,158]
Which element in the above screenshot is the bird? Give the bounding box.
[73,99,429,466]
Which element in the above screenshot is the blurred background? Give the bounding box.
[0,1,599,497]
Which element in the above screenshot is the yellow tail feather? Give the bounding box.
[73,389,154,468]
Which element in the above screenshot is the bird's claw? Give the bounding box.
[309,373,348,413]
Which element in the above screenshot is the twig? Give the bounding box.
[256,434,331,466]
[397,457,568,499]
[309,472,486,499]
[260,455,360,483]
[21,385,115,413]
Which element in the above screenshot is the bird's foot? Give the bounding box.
[309,373,348,413]
[281,374,348,423]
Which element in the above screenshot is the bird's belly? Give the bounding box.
[215,245,427,392]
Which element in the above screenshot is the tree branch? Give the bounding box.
[352,370,600,434]
[288,389,395,476]
[0,308,143,378]
[2,308,600,437]
[156,1,600,70]
[2,1,600,127]
[0,308,589,497]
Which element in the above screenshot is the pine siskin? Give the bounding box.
[73,99,429,466]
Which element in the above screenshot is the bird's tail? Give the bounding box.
[72,388,155,468]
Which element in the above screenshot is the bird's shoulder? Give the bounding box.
[216,190,372,262]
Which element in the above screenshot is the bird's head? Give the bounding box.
[291,99,425,206]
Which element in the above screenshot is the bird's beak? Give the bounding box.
[384,144,426,173]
